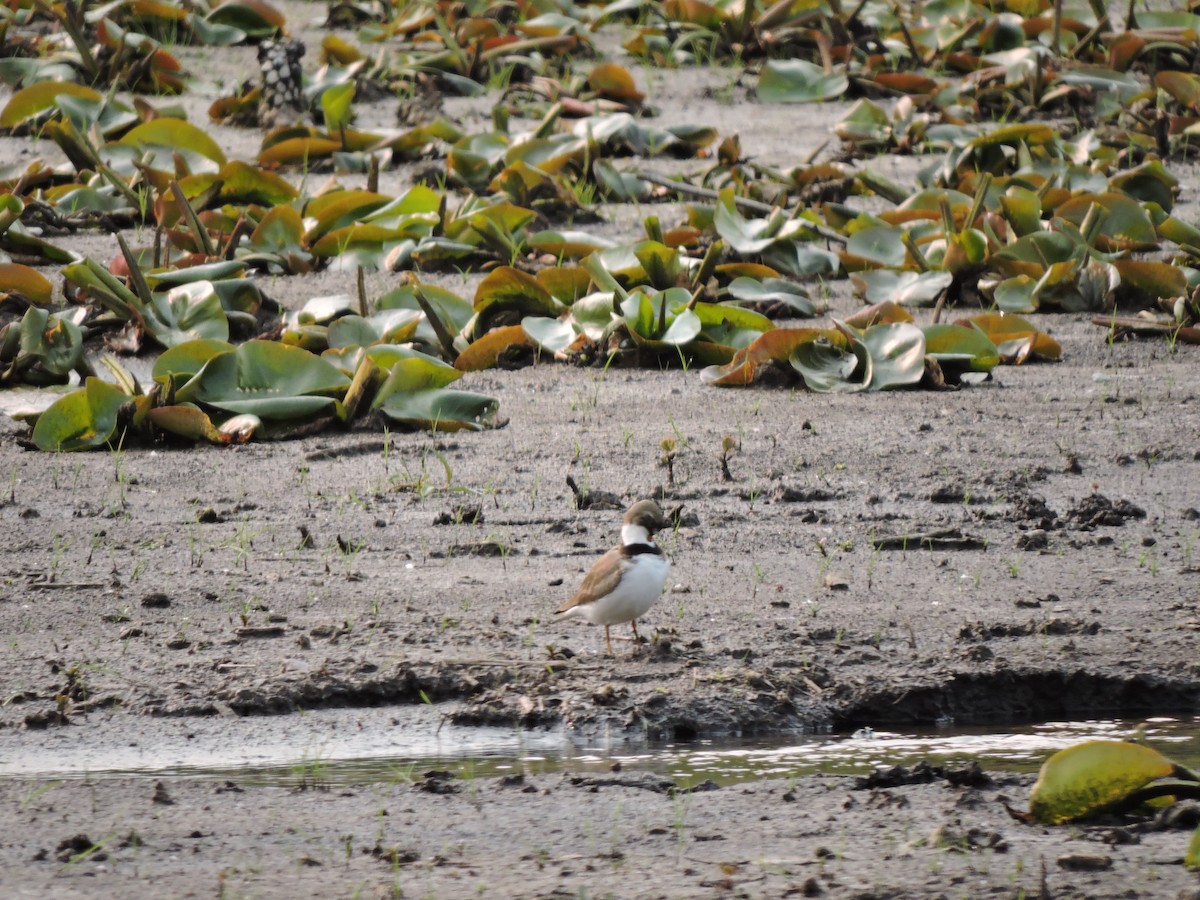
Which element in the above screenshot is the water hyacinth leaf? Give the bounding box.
[620,288,700,346]
[792,335,870,393]
[528,230,616,258]
[999,185,1043,237]
[570,292,620,339]
[147,403,228,444]
[214,161,298,206]
[991,232,1084,279]
[152,338,236,384]
[205,0,287,38]
[537,266,591,304]
[692,302,771,349]
[32,377,128,451]
[587,62,644,103]
[145,261,248,288]
[763,242,840,278]
[16,307,84,379]
[923,324,1000,373]
[0,82,103,131]
[321,82,356,133]
[965,313,1062,363]
[844,301,913,329]
[1029,741,1176,825]
[852,270,953,307]
[258,135,344,167]
[700,328,838,386]
[834,99,892,147]
[592,160,649,201]
[453,324,535,371]
[726,276,816,316]
[0,264,53,307]
[1111,259,1187,301]
[758,60,849,104]
[1055,193,1158,252]
[523,316,579,355]
[143,282,230,348]
[714,190,784,254]
[1156,71,1200,112]
[845,226,907,269]
[992,275,1039,313]
[375,387,499,432]
[120,118,228,171]
[176,340,351,418]
[470,267,563,339]
[327,309,421,350]
[633,240,682,289]
[366,347,461,391]
[859,322,926,390]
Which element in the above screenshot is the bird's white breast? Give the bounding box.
[581,552,669,626]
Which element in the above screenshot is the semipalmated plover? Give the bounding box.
[555,499,671,654]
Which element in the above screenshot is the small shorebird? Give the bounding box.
[555,499,672,655]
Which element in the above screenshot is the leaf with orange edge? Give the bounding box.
[844,301,914,329]
[0,82,102,130]
[258,135,344,167]
[587,63,645,104]
[699,327,842,386]
[0,263,54,307]
[961,312,1061,364]
[453,325,535,371]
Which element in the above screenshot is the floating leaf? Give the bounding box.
[0,82,102,130]
[852,270,952,307]
[523,316,579,354]
[758,60,849,104]
[923,324,1000,374]
[587,63,645,103]
[700,328,836,386]
[32,377,127,451]
[792,334,870,393]
[152,338,236,385]
[859,322,926,390]
[0,264,53,307]
[453,324,535,371]
[176,340,350,418]
[321,82,356,133]
[1029,741,1176,825]
[373,359,497,432]
[845,226,907,269]
[965,312,1062,363]
[143,282,230,348]
[147,403,228,444]
[726,277,817,316]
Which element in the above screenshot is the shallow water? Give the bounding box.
[1,707,1195,789]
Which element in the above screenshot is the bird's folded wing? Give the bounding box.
[556,547,625,613]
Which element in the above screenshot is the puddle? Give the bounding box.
[1,708,1196,788]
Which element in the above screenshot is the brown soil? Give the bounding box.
[2,5,1200,897]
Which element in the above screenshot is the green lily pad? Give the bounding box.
[32,377,128,451]
[758,60,849,104]
[152,338,236,384]
[792,335,870,393]
[176,340,351,419]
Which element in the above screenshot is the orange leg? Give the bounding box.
[630,619,641,653]
[604,624,614,655]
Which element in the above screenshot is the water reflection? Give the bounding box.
[1,710,1195,788]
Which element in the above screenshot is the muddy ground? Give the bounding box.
[3,2,1200,896]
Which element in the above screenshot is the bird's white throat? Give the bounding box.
[621,523,653,546]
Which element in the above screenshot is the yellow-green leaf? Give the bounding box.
[1029,741,1176,825]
